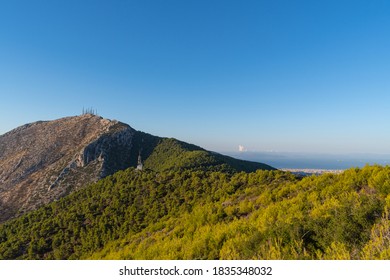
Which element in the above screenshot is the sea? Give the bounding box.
[226,152,390,170]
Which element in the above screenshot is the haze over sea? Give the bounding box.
[227,152,390,170]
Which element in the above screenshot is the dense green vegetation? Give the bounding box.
[129,133,275,173]
[2,165,390,259]
[143,138,274,172]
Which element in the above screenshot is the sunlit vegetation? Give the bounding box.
[1,165,390,259]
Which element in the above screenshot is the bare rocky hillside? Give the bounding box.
[0,114,135,222]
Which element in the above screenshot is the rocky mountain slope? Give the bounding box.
[0,114,136,223]
[0,114,274,223]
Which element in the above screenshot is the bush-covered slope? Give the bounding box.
[2,165,390,259]
[142,137,275,172]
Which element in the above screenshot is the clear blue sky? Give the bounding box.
[1,0,390,154]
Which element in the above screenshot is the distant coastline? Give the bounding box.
[281,168,344,176]
[226,151,390,170]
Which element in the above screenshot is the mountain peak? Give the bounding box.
[0,115,135,222]
[0,115,274,223]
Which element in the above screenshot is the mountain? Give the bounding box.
[0,114,274,223]
[1,115,390,260]
[0,114,136,223]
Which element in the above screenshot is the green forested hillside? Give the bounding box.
[142,137,274,172]
[1,165,390,259]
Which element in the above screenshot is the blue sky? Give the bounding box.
[1,0,390,153]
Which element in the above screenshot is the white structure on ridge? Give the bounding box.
[136,152,143,171]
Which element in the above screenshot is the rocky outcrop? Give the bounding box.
[0,114,135,223]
